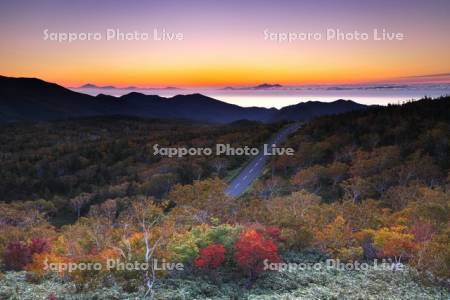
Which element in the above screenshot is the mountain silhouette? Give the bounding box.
[274,99,367,121]
[254,83,283,89]
[0,76,366,123]
[220,83,283,90]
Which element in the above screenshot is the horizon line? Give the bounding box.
[2,73,450,90]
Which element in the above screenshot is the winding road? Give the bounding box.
[225,122,302,197]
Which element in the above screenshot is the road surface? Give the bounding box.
[225,122,302,197]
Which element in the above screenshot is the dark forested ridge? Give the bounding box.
[260,96,450,202]
[0,75,366,123]
[0,117,279,219]
[274,99,367,122]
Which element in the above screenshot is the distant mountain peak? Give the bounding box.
[80,83,97,88]
[220,83,283,90]
[121,92,146,98]
[80,83,116,89]
[254,83,283,89]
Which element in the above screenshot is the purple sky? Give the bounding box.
[1,0,449,87]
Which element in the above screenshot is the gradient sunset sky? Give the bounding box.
[1,0,449,87]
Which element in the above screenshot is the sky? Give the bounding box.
[1,0,449,88]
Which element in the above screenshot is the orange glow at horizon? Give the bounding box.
[2,34,448,88]
[5,68,447,89]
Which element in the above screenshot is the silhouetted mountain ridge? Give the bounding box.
[221,83,283,90]
[0,76,367,123]
[274,99,367,121]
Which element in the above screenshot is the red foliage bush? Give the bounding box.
[265,226,280,239]
[194,243,225,270]
[3,241,31,271]
[233,228,280,280]
[29,238,49,255]
[3,238,48,271]
[264,226,286,243]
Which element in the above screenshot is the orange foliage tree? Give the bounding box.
[363,226,415,261]
[314,215,362,261]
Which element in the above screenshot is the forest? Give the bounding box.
[0,97,449,299]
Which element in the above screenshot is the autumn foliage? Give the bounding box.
[194,243,225,270]
[363,226,415,260]
[3,238,48,271]
[0,100,449,292]
[233,229,280,279]
[3,241,30,271]
[264,226,283,242]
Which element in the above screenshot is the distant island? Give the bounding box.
[221,83,283,90]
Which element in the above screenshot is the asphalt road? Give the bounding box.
[225,122,302,197]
